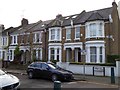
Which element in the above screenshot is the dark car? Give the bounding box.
[26,62,74,81]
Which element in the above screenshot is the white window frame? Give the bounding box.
[8,50,14,61]
[0,51,2,59]
[86,41,105,63]
[74,25,81,40]
[11,35,18,45]
[2,37,7,46]
[48,44,62,62]
[90,47,97,62]
[85,21,104,39]
[65,27,71,41]
[33,32,42,43]
[35,48,42,60]
[49,27,61,41]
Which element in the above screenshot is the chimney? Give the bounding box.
[0,24,5,33]
[21,18,28,26]
[56,14,63,20]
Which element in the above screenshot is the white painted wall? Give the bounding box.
[57,61,120,77]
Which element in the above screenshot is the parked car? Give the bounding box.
[0,69,20,90]
[26,62,74,81]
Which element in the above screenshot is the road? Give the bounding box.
[12,73,119,90]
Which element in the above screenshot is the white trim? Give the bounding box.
[74,24,81,27]
[49,27,62,41]
[75,26,81,40]
[48,43,62,46]
[64,42,83,50]
[11,35,18,45]
[85,21,105,39]
[65,26,72,29]
[48,45,62,62]
[85,41,105,63]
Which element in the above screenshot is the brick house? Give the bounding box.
[0,18,51,65]
[1,1,120,66]
[47,2,120,64]
[6,18,51,64]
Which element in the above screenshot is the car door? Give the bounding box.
[33,63,42,77]
[41,63,51,79]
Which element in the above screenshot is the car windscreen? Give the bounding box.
[48,64,56,69]
[48,63,62,70]
[0,70,6,75]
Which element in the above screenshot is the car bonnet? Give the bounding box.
[0,73,19,88]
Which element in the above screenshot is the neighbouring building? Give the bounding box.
[118,1,120,19]
[1,1,120,66]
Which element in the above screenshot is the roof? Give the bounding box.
[48,7,113,27]
[26,20,52,32]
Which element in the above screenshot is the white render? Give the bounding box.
[57,61,120,77]
[118,1,120,19]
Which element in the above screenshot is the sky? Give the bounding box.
[0,0,119,29]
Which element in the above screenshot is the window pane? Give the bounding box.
[99,23,103,36]
[36,33,40,42]
[66,28,71,39]
[90,23,96,37]
[100,47,102,62]
[75,27,80,38]
[57,49,59,61]
[51,48,54,60]
[90,47,97,62]
[51,29,55,40]
[57,29,60,40]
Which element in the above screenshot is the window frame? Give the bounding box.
[75,26,80,40]
[85,21,104,39]
[49,27,61,41]
[66,28,71,40]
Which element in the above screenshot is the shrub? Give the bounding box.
[107,55,120,64]
[70,62,116,66]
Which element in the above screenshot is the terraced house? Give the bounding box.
[47,2,120,64]
[1,18,51,65]
[1,1,120,67]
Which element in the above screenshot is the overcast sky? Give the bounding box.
[0,0,119,29]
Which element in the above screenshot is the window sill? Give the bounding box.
[74,38,80,41]
[33,42,42,44]
[10,43,18,45]
[86,36,105,39]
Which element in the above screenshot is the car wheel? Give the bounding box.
[52,74,58,81]
[28,72,34,79]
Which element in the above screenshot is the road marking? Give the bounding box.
[77,81,118,87]
[67,82,77,84]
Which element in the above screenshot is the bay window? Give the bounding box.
[85,21,104,38]
[49,27,61,41]
[86,41,105,63]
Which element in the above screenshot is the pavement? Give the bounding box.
[1,68,120,86]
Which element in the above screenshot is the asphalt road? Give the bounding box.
[12,73,119,89]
